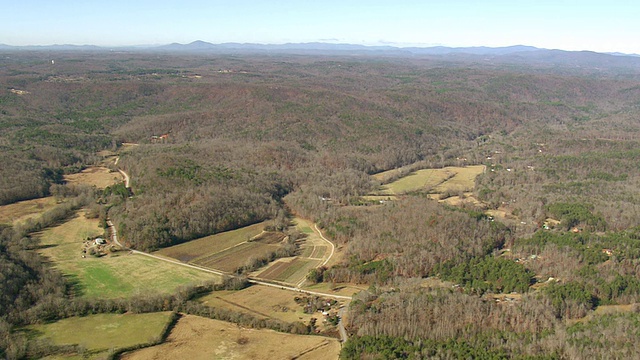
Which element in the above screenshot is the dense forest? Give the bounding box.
[2,49,640,358]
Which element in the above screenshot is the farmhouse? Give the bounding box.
[95,237,106,245]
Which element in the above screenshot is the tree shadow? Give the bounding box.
[64,273,85,297]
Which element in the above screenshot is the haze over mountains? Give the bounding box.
[3,41,640,71]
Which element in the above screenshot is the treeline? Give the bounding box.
[344,284,640,359]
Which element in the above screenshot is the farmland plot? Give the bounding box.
[24,312,173,356]
[121,315,341,360]
[36,212,219,298]
[155,221,267,262]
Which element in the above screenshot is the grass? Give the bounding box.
[63,166,124,189]
[24,312,173,354]
[304,282,367,298]
[36,212,219,298]
[432,165,485,194]
[199,285,317,323]
[380,168,454,195]
[120,315,341,360]
[374,165,486,195]
[155,221,267,262]
[0,196,58,225]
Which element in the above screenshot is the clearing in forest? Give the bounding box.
[120,315,341,360]
[155,221,268,263]
[63,166,124,189]
[376,165,485,195]
[36,212,219,298]
[24,312,173,356]
[198,285,318,323]
[0,196,57,225]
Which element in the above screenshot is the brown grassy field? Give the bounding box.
[0,196,58,225]
[302,282,367,298]
[198,285,318,323]
[121,315,341,360]
[155,221,267,262]
[63,166,123,189]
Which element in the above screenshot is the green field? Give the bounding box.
[25,312,173,356]
[36,213,219,298]
[155,221,268,262]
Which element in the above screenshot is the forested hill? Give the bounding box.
[3,49,640,358]
[2,51,640,249]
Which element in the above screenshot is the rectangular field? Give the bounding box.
[379,168,454,195]
[198,285,316,323]
[155,221,267,262]
[374,165,485,196]
[121,315,341,360]
[258,258,321,284]
[24,312,173,354]
[63,166,123,189]
[192,241,279,273]
[36,212,220,298]
[432,165,485,193]
[0,196,57,225]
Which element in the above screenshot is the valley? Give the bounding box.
[2,49,640,359]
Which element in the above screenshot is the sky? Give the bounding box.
[2,0,639,54]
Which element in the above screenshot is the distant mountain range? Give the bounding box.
[2,41,640,69]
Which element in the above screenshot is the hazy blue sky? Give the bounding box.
[2,1,639,53]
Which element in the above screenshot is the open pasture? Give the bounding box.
[379,168,454,195]
[36,212,219,298]
[155,221,267,262]
[0,196,57,225]
[24,312,173,355]
[432,165,485,194]
[199,285,317,323]
[63,166,123,189]
[372,165,485,196]
[121,315,341,360]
